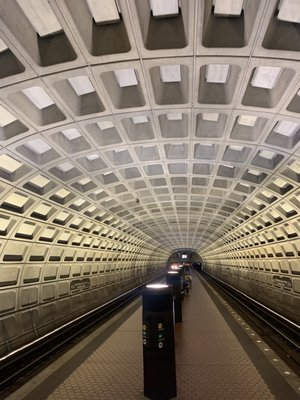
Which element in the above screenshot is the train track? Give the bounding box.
[0,274,165,393]
[197,269,300,374]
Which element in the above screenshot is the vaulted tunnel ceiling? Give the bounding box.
[0,0,300,257]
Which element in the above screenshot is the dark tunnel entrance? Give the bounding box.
[167,248,202,271]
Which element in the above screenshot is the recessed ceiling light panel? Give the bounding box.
[213,0,244,17]
[0,38,8,53]
[237,115,257,127]
[274,120,298,136]
[0,154,22,173]
[202,113,219,122]
[57,162,74,172]
[24,139,52,154]
[16,0,63,37]
[259,150,276,160]
[0,105,17,127]
[86,0,120,24]
[62,128,82,140]
[97,120,115,130]
[22,87,54,109]
[68,76,95,96]
[205,64,230,83]
[277,0,300,23]
[167,113,183,120]
[160,65,182,83]
[132,116,148,124]
[251,66,282,89]
[114,69,138,87]
[150,0,179,17]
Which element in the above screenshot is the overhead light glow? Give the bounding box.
[16,0,63,37]
[55,188,71,199]
[146,284,168,289]
[68,76,95,96]
[277,0,300,23]
[22,86,54,109]
[86,0,120,24]
[237,115,257,127]
[132,116,148,124]
[160,65,182,83]
[259,150,276,160]
[97,120,115,130]
[205,64,230,83]
[0,105,17,127]
[213,0,244,16]
[24,139,52,154]
[273,178,289,188]
[73,198,85,207]
[114,69,138,88]
[167,113,183,120]
[62,128,82,140]
[289,160,300,174]
[274,120,299,136]
[29,175,50,187]
[57,162,74,172]
[86,153,100,161]
[202,113,219,122]
[0,38,8,53]
[78,177,91,185]
[150,0,179,17]
[248,169,261,176]
[251,66,282,89]
[0,154,22,173]
[229,145,243,151]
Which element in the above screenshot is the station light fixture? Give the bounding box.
[56,161,74,172]
[0,38,8,53]
[146,284,169,289]
[62,128,82,140]
[259,150,276,160]
[24,138,52,155]
[213,0,244,17]
[274,120,299,136]
[132,116,149,124]
[205,64,230,83]
[67,76,95,96]
[16,0,63,37]
[86,153,101,161]
[114,68,138,87]
[97,120,115,130]
[248,168,261,176]
[202,113,219,122]
[0,154,22,174]
[150,0,179,18]
[55,188,71,199]
[86,0,120,24]
[228,145,243,151]
[29,175,50,188]
[237,115,257,127]
[160,65,182,83]
[22,87,54,109]
[277,0,300,23]
[167,113,183,120]
[251,66,282,89]
[0,105,17,127]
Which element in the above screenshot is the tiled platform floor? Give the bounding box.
[6,272,300,400]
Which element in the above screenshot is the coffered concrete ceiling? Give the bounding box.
[0,0,300,258]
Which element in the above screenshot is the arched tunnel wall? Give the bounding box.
[0,0,300,357]
[0,207,168,356]
[200,207,300,325]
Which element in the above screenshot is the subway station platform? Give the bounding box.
[5,272,300,400]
